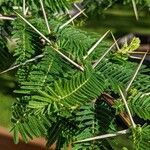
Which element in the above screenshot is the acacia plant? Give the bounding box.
[0,0,150,149]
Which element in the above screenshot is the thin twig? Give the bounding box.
[83,30,110,60]
[119,88,136,128]
[59,9,85,30]
[74,3,88,17]
[126,50,148,92]
[132,0,139,20]
[93,42,116,68]
[39,0,51,34]
[74,129,129,144]
[110,32,120,51]
[14,12,84,71]
[0,54,44,75]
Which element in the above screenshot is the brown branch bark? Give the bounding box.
[101,93,132,127]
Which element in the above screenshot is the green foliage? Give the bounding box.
[113,99,125,114]
[128,92,150,120]
[118,37,140,54]
[73,101,115,149]
[0,0,150,150]
[0,0,72,14]
[133,73,150,93]
[48,20,109,62]
[12,19,37,62]
[96,60,136,92]
[30,67,106,113]
[12,112,52,144]
[138,125,150,150]
[131,125,150,150]
[115,37,140,60]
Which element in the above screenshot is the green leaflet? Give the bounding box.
[117,37,140,55]
[96,60,135,92]
[131,125,150,150]
[12,113,52,143]
[12,18,42,83]
[0,0,70,14]
[73,101,114,149]
[133,73,150,93]
[46,117,78,149]
[13,125,19,144]
[128,92,150,120]
[114,37,140,60]
[31,67,106,110]
[12,19,37,63]
[15,47,64,94]
[44,0,70,13]
[49,20,109,62]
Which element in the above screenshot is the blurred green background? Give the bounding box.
[82,5,150,37]
[0,73,15,128]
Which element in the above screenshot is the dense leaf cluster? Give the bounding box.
[0,0,150,150]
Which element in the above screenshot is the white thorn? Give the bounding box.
[15,12,84,71]
[59,9,85,30]
[74,3,88,17]
[0,16,15,20]
[23,0,26,16]
[66,8,74,26]
[0,54,44,75]
[132,0,139,20]
[25,7,29,15]
[119,88,136,128]
[110,31,120,51]
[74,129,129,143]
[126,51,148,92]
[39,0,51,34]
[84,30,110,60]
[15,11,52,44]
[93,42,116,68]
